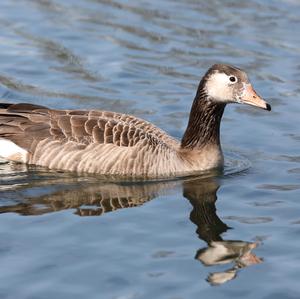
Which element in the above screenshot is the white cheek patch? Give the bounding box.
[0,139,28,163]
[197,241,230,266]
[205,72,232,102]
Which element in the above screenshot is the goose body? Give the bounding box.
[0,64,271,178]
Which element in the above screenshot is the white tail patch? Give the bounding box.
[0,139,28,163]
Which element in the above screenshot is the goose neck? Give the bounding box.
[181,92,225,150]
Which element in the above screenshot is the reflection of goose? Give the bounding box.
[183,178,262,285]
[0,177,176,216]
[0,64,270,178]
[0,170,262,285]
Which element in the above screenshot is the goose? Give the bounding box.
[0,64,271,178]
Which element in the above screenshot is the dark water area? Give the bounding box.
[0,0,300,298]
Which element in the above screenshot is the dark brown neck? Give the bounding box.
[181,89,225,150]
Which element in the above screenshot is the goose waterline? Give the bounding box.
[0,64,271,178]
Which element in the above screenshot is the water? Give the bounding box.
[0,0,299,298]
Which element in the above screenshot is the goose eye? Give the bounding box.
[229,76,237,83]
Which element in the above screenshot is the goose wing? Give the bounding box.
[0,103,178,163]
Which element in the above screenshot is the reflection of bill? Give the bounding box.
[0,167,262,285]
[184,178,262,285]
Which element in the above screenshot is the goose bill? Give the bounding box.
[240,84,271,111]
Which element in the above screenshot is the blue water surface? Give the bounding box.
[0,0,300,298]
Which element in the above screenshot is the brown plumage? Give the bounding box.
[0,64,271,178]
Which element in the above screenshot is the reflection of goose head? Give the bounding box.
[196,240,262,285]
[196,240,260,266]
[182,177,262,286]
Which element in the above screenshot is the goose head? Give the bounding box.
[201,64,271,111]
[181,64,271,151]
